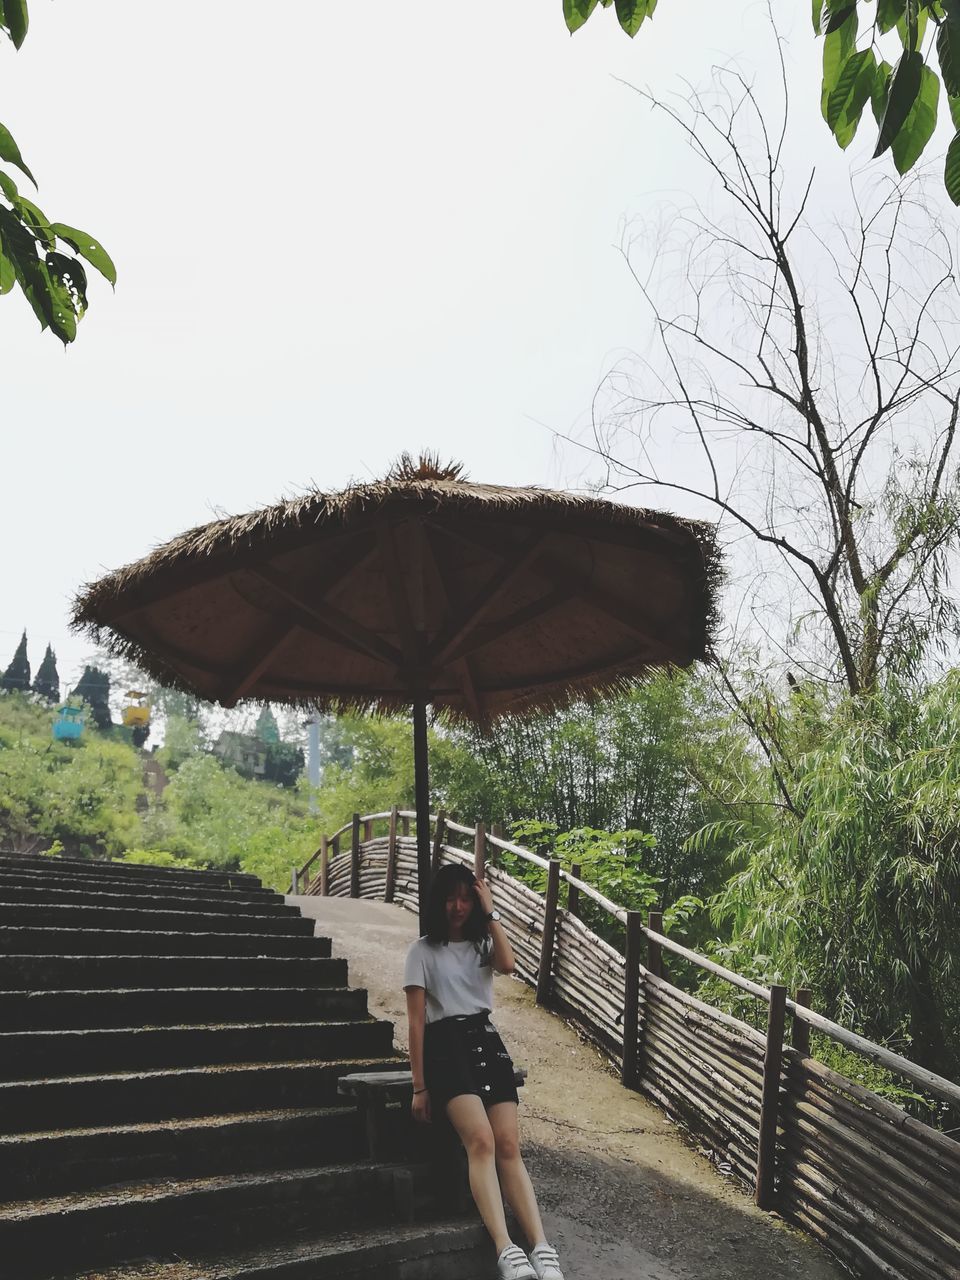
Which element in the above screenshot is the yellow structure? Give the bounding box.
[121,690,151,729]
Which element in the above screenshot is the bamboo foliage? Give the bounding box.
[314,812,960,1280]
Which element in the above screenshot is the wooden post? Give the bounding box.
[401,815,411,837]
[536,859,561,1006]
[350,813,361,899]
[290,865,298,895]
[385,806,399,903]
[412,698,432,934]
[792,987,812,1057]
[473,820,486,881]
[567,862,581,918]
[363,817,373,843]
[622,910,643,1090]
[431,809,447,875]
[319,833,330,897]
[490,822,505,868]
[646,910,664,980]
[756,983,787,1210]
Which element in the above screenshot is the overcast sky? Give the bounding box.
[0,1,929,695]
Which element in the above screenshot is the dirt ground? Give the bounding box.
[289,895,846,1280]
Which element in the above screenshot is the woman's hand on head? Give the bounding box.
[473,877,494,916]
[412,1088,431,1124]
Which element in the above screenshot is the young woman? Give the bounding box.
[404,862,565,1280]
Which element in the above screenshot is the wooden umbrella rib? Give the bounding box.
[376,524,422,675]
[536,549,688,647]
[430,521,687,654]
[247,566,402,668]
[426,533,545,667]
[219,617,298,707]
[91,522,370,624]
[117,618,223,684]
[419,525,485,720]
[439,583,579,666]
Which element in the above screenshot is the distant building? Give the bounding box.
[212,731,267,778]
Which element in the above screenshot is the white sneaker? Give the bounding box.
[496,1243,537,1280]
[529,1242,565,1280]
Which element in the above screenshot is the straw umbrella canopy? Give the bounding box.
[72,457,721,927]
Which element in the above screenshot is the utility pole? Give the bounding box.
[306,713,320,815]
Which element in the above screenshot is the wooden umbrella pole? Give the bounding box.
[412,697,431,933]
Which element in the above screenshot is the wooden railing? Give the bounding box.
[294,809,960,1280]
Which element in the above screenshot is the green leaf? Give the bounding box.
[872,59,894,124]
[897,6,928,48]
[563,0,599,33]
[46,248,87,317]
[827,48,878,147]
[0,169,17,203]
[948,92,960,128]
[821,8,859,121]
[945,130,960,204]
[890,59,939,171]
[874,51,924,157]
[1,0,28,49]
[877,0,907,32]
[937,19,960,96]
[0,245,15,295]
[813,0,825,32]
[0,122,35,186]
[50,222,116,286]
[615,0,654,36]
[824,3,856,33]
[13,194,52,247]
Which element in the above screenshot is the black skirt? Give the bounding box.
[423,1011,520,1110]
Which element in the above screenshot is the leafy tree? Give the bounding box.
[255,705,280,744]
[0,695,142,855]
[263,740,304,788]
[0,4,115,340]
[0,629,30,694]
[31,643,59,702]
[586,55,960,1080]
[566,1,960,207]
[70,666,112,732]
[704,674,960,1081]
[146,753,316,878]
[434,672,748,910]
[155,713,206,773]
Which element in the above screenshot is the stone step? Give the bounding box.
[0,928,333,957]
[0,1018,395,1081]
[0,853,260,889]
[0,1160,427,1279]
[0,985,368,1031]
[0,863,279,899]
[0,1106,368,1199]
[0,951,341,992]
[0,1056,408,1133]
[0,878,292,914]
[56,1218,493,1280]
[0,902,315,936]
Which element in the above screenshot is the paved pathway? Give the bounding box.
[289,895,845,1280]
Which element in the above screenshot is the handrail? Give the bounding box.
[308,805,960,1110]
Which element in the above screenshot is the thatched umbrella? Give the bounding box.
[72,456,720,927]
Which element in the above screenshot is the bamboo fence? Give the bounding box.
[294,808,960,1280]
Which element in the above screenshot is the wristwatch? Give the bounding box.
[486,909,501,923]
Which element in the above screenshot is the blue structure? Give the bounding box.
[52,705,84,743]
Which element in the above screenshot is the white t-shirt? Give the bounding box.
[403,935,495,1024]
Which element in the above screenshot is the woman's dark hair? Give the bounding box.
[423,862,488,945]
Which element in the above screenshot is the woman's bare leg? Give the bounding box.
[487,1102,546,1249]
[446,1094,511,1253]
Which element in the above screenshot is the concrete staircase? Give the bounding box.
[0,854,491,1280]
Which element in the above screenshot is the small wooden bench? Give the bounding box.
[338,1068,527,1162]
